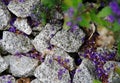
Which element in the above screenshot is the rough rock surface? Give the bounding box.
[32,24,61,54]
[47,47,75,70]
[14,18,32,35]
[0,1,11,30]
[5,55,39,77]
[50,28,85,52]
[7,0,39,18]
[0,75,16,83]
[34,55,71,83]
[1,31,33,54]
[73,59,95,83]
[104,61,120,83]
[0,55,8,73]
[31,79,43,83]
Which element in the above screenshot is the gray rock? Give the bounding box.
[47,47,75,70]
[50,27,85,52]
[0,55,8,73]
[32,24,61,54]
[8,55,39,77]
[31,79,43,83]
[1,31,33,54]
[0,1,11,30]
[34,55,71,83]
[104,61,120,83]
[7,0,39,18]
[14,18,32,35]
[0,75,16,83]
[73,59,95,83]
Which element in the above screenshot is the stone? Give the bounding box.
[1,31,33,54]
[7,55,39,77]
[34,55,71,83]
[7,0,39,18]
[0,55,8,73]
[0,75,16,83]
[50,27,85,52]
[103,61,120,83]
[14,18,32,35]
[32,24,61,54]
[47,47,75,70]
[73,59,95,83]
[0,1,11,30]
[31,79,43,83]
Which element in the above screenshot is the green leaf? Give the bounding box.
[78,12,91,28]
[93,79,102,83]
[117,42,120,55]
[97,6,112,17]
[115,66,120,76]
[62,0,82,11]
[110,22,120,32]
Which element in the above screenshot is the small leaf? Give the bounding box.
[115,66,120,76]
[111,22,120,32]
[97,6,112,18]
[79,12,91,28]
[93,79,102,83]
[117,42,120,56]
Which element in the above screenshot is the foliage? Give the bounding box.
[115,66,120,76]
[93,79,102,83]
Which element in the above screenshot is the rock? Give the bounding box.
[31,79,43,83]
[7,0,39,18]
[0,55,8,73]
[1,31,33,54]
[0,75,16,83]
[34,55,71,83]
[50,27,85,52]
[6,55,39,77]
[73,59,95,83]
[103,61,120,83]
[47,47,75,70]
[32,24,61,54]
[0,1,11,30]
[14,18,32,35]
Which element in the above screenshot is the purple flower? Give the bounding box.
[58,69,64,80]
[64,59,70,63]
[10,18,16,26]
[107,15,115,23]
[68,7,74,17]
[1,0,11,5]
[18,0,25,2]
[7,80,11,83]
[70,25,78,32]
[118,19,120,24]
[9,26,16,32]
[66,21,72,26]
[109,1,119,14]
[49,59,52,64]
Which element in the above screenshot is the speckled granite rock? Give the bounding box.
[50,27,85,52]
[6,55,39,77]
[31,79,43,83]
[0,75,16,83]
[0,55,8,73]
[34,55,71,83]
[47,47,75,70]
[7,0,39,18]
[0,1,11,30]
[14,18,32,35]
[32,24,61,54]
[73,59,95,83]
[1,31,33,54]
[104,61,120,83]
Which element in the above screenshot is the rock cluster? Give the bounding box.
[0,0,119,83]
